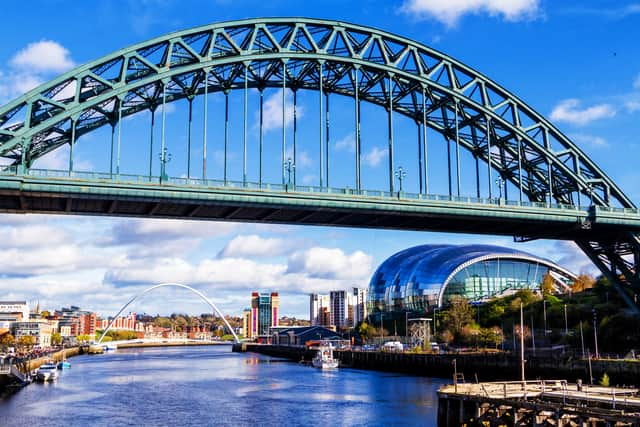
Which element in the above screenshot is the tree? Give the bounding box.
[599,372,610,387]
[444,296,474,336]
[51,332,62,346]
[481,327,504,349]
[541,272,555,296]
[0,332,15,348]
[17,335,36,348]
[358,322,374,343]
[572,274,596,293]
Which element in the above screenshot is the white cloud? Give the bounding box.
[10,40,75,73]
[218,234,295,258]
[258,90,302,132]
[0,40,74,103]
[287,247,372,280]
[363,146,386,167]
[553,241,597,275]
[400,0,541,26]
[569,134,608,149]
[626,101,640,113]
[32,146,93,171]
[335,133,355,153]
[550,99,616,126]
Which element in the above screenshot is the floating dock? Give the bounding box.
[437,380,640,426]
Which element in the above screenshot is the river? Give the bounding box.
[0,346,446,426]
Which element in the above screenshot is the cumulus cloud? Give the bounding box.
[218,234,296,258]
[287,247,372,280]
[335,133,356,153]
[259,89,303,132]
[0,40,75,103]
[10,40,75,73]
[550,99,616,126]
[363,146,386,167]
[400,0,541,26]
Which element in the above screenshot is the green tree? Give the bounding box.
[444,296,474,336]
[51,332,62,346]
[358,322,376,342]
[599,372,610,387]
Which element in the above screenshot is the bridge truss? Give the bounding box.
[0,18,638,311]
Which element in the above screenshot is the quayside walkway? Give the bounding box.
[438,380,640,426]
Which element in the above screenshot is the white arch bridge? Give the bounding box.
[96,283,240,344]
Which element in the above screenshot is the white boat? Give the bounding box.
[102,343,117,351]
[36,363,59,381]
[312,343,339,369]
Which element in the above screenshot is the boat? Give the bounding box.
[103,343,117,352]
[36,363,59,381]
[312,342,339,369]
[57,360,71,369]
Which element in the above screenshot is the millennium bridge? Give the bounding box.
[0,18,638,312]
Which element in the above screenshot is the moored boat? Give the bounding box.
[312,342,339,370]
[36,363,59,381]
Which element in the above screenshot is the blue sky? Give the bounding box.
[0,0,639,319]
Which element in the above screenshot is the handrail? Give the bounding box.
[2,167,636,216]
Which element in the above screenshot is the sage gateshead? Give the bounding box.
[367,244,576,313]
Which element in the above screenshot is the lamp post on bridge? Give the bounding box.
[495,177,505,201]
[284,157,296,191]
[395,166,406,198]
[159,147,171,184]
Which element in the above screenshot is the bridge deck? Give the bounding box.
[0,170,638,240]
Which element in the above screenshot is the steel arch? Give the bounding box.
[96,283,240,344]
[0,17,630,209]
[0,18,638,311]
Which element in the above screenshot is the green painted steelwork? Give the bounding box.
[0,18,638,311]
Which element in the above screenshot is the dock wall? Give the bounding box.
[234,344,640,386]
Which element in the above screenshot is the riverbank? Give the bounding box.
[234,343,640,386]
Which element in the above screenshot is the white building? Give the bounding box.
[309,294,331,327]
[310,288,368,330]
[0,301,29,322]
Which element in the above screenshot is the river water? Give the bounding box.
[0,346,445,426]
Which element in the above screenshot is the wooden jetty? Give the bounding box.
[437,380,640,426]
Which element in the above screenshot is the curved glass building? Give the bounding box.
[368,244,575,313]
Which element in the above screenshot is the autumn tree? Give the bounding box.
[571,274,596,293]
[540,272,555,296]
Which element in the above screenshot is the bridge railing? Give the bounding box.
[2,167,639,215]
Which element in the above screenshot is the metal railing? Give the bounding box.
[0,167,639,216]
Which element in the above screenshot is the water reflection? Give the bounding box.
[0,346,445,426]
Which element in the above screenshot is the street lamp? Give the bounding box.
[495,177,505,200]
[593,309,599,359]
[159,147,172,183]
[284,157,296,189]
[564,304,568,336]
[395,166,406,196]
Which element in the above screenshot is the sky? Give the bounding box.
[0,0,639,320]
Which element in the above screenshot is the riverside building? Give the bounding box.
[310,287,368,330]
[368,244,576,319]
[243,292,279,339]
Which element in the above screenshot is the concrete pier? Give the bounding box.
[437,381,640,426]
